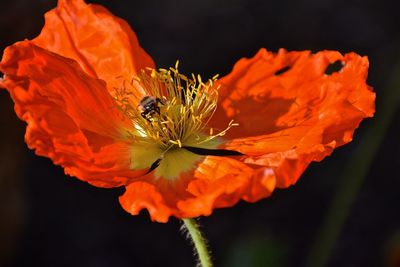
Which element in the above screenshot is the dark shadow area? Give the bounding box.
[324,61,343,75]
[211,92,295,139]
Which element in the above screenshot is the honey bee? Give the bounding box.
[139,96,164,122]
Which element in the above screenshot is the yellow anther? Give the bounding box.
[113,65,238,149]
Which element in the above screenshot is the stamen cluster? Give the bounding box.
[113,63,236,149]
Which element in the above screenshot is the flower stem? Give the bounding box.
[181,218,213,267]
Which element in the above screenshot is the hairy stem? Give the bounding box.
[181,218,213,267]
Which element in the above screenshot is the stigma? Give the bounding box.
[113,62,239,179]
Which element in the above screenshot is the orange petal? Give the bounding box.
[212,48,375,188]
[119,156,277,222]
[33,0,154,93]
[0,41,145,187]
[119,181,173,223]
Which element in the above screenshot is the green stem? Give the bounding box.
[182,218,213,267]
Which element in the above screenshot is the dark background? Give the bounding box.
[1,0,400,266]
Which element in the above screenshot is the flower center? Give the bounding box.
[113,63,238,179]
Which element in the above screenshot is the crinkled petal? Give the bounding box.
[119,156,277,222]
[212,48,375,188]
[33,0,154,94]
[0,41,146,187]
[120,49,375,222]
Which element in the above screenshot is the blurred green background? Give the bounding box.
[1,0,399,266]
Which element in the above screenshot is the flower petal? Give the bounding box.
[212,48,375,188]
[0,41,146,187]
[119,48,376,222]
[33,0,154,92]
[119,156,277,222]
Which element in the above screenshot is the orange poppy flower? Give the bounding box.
[0,0,375,222]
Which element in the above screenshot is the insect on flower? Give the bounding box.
[0,0,375,223]
[138,95,165,122]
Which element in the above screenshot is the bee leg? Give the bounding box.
[156,98,165,105]
[141,111,152,123]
